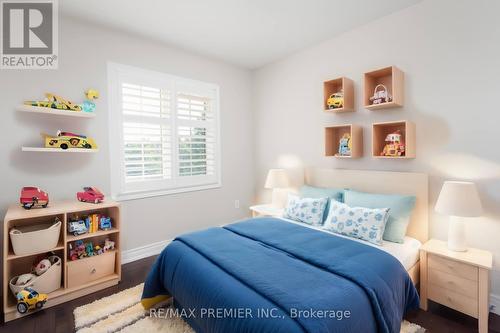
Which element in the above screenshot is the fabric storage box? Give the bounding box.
[9,256,62,296]
[9,219,61,255]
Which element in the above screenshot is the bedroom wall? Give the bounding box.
[253,0,500,299]
[0,17,254,251]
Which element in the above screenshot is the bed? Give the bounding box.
[142,169,429,333]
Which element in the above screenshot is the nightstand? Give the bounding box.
[420,239,492,333]
[249,204,284,218]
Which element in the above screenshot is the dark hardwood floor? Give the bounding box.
[1,255,498,333]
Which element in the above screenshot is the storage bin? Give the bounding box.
[9,219,61,255]
[9,256,62,296]
[67,251,116,288]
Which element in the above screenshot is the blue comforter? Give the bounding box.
[142,218,419,333]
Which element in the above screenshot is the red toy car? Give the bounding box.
[77,187,104,204]
[20,187,49,209]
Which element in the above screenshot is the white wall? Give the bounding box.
[253,0,500,297]
[0,17,254,251]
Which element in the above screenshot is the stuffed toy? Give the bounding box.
[34,258,51,276]
[15,273,36,286]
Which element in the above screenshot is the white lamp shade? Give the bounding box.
[435,181,482,217]
[264,169,289,189]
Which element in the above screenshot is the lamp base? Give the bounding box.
[448,216,467,252]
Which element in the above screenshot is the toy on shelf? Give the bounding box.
[103,238,115,252]
[336,133,352,157]
[95,245,103,255]
[14,273,36,287]
[369,84,392,105]
[44,130,97,150]
[99,216,112,230]
[69,240,86,261]
[380,130,405,157]
[85,242,95,257]
[20,186,49,209]
[16,287,47,314]
[34,259,51,276]
[77,187,104,203]
[327,90,344,109]
[68,219,88,236]
[24,89,99,113]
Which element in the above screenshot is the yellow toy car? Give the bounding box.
[45,130,97,150]
[16,287,48,314]
[327,92,344,109]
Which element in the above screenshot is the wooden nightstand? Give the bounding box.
[420,239,492,333]
[249,204,284,218]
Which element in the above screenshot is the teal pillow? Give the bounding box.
[344,189,416,243]
[299,185,344,223]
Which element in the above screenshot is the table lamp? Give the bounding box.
[265,169,290,207]
[435,181,482,252]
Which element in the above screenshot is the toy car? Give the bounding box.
[327,92,344,109]
[68,220,88,236]
[99,216,112,230]
[20,187,49,209]
[45,130,97,150]
[77,187,104,203]
[16,287,48,314]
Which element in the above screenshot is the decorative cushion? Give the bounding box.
[299,185,344,224]
[344,190,416,244]
[323,201,390,245]
[284,194,328,226]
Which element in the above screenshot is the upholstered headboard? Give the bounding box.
[304,168,429,243]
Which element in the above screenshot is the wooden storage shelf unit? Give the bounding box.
[3,200,121,322]
[372,120,415,158]
[323,77,354,112]
[325,124,363,158]
[364,66,404,110]
[17,105,96,118]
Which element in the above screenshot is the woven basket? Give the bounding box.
[9,220,61,255]
[9,255,62,296]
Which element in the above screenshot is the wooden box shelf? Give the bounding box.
[364,66,404,110]
[325,124,363,158]
[323,77,354,112]
[372,120,415,158]
[3,200,121,322]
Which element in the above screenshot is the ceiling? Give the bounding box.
[60,0,420,69]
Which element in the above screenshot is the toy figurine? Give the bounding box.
[336,133,352,156]
[68,219,88,236]
[327,90,344,109]
[77,187,104,204]
[381,130,405,157]
[81,89,99,113]
[85,242,95,257]
[16,287,47,314]
[68,244,78,261]
[95,245,103,255]
[20,187,49,209]
[369,84,392,105]
[75,240,86,259]
[103,238,115,252]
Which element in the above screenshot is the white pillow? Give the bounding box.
[323,201,390,245]
[284,194,328,226]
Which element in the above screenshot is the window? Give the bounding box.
[108,63,221,200]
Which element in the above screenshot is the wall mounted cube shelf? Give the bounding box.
[372,120,415,158]
[323,77,354,113]
[364,66,404,110]
[325,124,363,158]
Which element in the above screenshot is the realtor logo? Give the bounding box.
[1,0,58,69]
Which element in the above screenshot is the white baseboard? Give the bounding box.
[490,293,500,315]
[121,239,171,264]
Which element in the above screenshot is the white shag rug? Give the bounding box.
[74,284,425,333]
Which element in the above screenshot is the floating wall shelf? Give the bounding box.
[323,77,354,113]
[364,66,404,110]
[22,147,99,153]
[325,124,363,158]
[372,120,415,158]
[17,105,96,118]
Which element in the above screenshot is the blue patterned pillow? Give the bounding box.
[284,194,328,226]
[323,201,390,245]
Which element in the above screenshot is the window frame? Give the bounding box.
[108,62,222,201]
